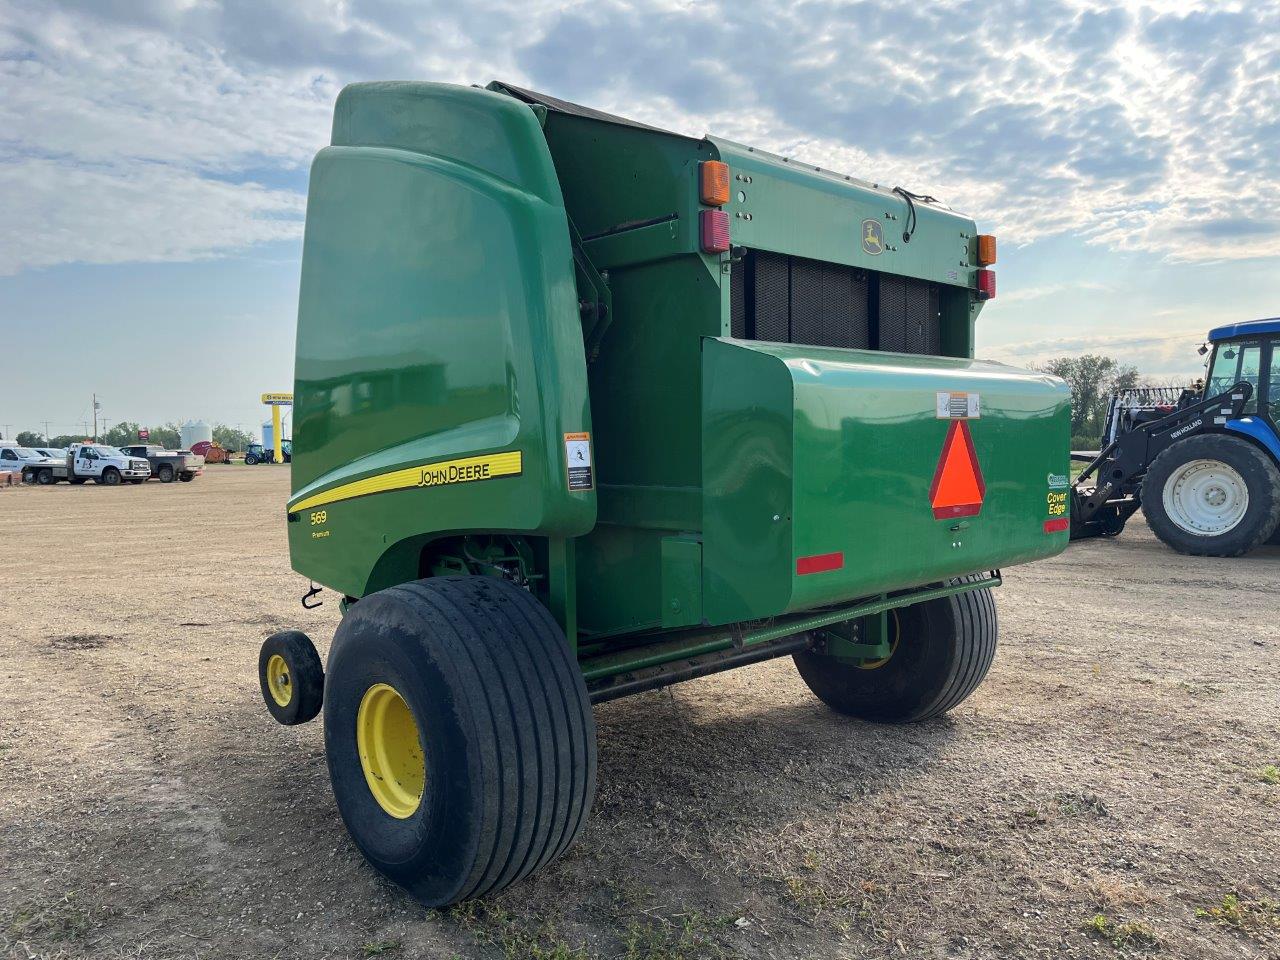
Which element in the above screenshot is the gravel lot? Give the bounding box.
[2,468,1278,959]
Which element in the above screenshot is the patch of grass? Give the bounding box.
[1056,790,1109,817]
[3,892,120,943]
[622,913,730,960]
[1084,913,1160,949]
[447,901,587,960]
[1254,765,1280,785]
[361,940,401,957]
[1195,893,1280,933]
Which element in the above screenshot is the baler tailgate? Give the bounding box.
[702,338,1071,624]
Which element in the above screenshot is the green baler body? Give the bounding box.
[288,81,1070,653]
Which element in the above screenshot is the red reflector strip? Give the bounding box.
[933,503,982,519]
[1043,517,1069,533]
[796,552,844,575]
[700,208,730,253]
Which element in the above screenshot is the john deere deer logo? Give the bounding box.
[862,218,884,256]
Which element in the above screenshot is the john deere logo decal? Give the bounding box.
[862,218,884,255]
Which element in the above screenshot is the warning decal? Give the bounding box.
[936,391,980,419]
[564,432,594,491]
[929,420,986,519]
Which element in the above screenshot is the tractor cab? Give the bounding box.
[1203,318,1280,425]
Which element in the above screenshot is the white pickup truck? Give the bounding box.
[20,444,151,485]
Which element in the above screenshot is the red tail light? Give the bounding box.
[700,209,730,254]
[976,269,996,300]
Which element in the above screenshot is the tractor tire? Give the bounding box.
[323,576,596,907]
[100,468,121,486]
[244,454,258,465]
[259,630,324,725]
[158,464,174,483]
[793,577,997,723]
[1142,434,1280,557]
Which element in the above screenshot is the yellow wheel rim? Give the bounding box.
[858,610,901,671]
[356,683,425,819]
[266,654,293,707]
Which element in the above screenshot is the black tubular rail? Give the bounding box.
[582,573,1002,704]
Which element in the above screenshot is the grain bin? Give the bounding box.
[181,420,212,453]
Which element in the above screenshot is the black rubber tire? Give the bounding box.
[178,473,194,482]
[323,576,597,907]
[158,464,174,483]
[1142,434,1280,557]
[101,468,121,486]
[259,630,324,725]
[793,578,997,723]
[244,454,258,465]
[37,469,54,485]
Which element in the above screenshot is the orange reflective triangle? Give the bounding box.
[929,420,985,519]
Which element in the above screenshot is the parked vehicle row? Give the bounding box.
[4,443,205,486]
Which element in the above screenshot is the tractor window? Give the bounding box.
[1207,341,1261,413]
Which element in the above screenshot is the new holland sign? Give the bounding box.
[261,393,294,406]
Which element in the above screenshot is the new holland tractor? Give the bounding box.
[1070,316,1280,556]
[255,81,1071,907]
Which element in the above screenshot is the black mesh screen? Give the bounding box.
[726,249,941,356]
[878,274,941,355]
[791,258,870,349]
[751,252,791,343]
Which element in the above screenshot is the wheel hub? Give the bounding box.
[1162,458,1249,535]
[356,683,425,819]
[266,653,292,707]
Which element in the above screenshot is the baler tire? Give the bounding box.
[322,576,596,908]
[793,577,997,723]
[158,465,174,483]
[259,630,324,725]
[1142,434,1280,557]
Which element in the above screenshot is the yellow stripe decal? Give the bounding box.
[289,451,522,513]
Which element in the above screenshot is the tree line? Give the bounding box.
[1037,354,1180,449]
[11,422,256,452]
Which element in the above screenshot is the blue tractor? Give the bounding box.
[1070,317,1280,556]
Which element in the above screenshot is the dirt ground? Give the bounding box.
[1,468,1278,960]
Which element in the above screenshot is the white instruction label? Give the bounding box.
[564,432,593,491]
[936,391,980,419]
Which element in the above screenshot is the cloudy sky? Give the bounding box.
[2,0,1278,439]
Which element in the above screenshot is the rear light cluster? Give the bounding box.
[698,160,731,254]
[975,234,997,300]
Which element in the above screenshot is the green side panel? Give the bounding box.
[660,536,703,628]
[702,338,1071,624]
[288,82,595,597]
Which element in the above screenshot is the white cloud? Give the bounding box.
[0,158,303,273]
[1,0,1279,271]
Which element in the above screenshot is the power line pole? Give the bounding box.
[43,421,50,444]
[92,393,99,441]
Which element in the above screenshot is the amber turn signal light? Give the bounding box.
[976,234,997,266]
[699,160,731,207]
